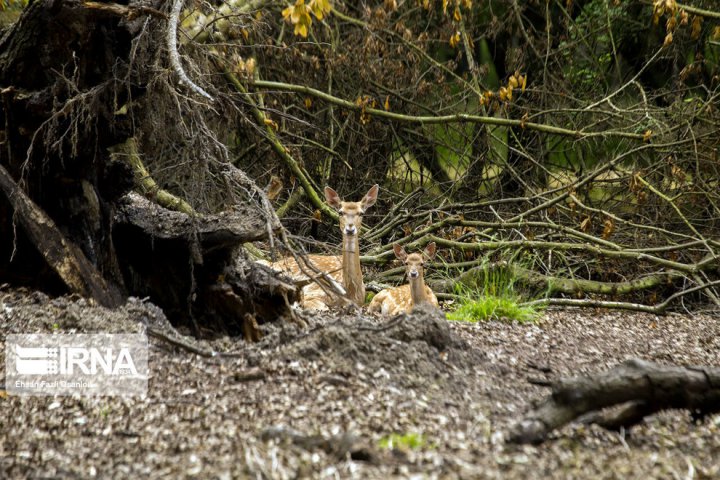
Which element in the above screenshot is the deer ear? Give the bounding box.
[324,186,342,210]
[424,242,437,260]
[393,244,408,262]
[360,184,379,211]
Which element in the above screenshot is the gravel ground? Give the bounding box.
[1,287,719,479]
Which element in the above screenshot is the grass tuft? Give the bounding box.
[445,262,543,323]
[446,293,540,323]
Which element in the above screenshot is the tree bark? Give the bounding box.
[0,163,123,307]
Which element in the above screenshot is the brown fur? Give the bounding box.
[369,242,439,315]
[264,185,378,309]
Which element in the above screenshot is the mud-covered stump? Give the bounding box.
[115,193,297,337]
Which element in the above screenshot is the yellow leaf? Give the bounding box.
[664,0,676,15]
[691,15,702,40]
[442,0,448,14]
[714,26,720,40]
[679,9,688,26]
[304,97,312,109]
[453,7,461,21]
[291,2,304,23]
[384,95,390,111]
[520,74,527,92]
[264,117,279,130]
[449,31,461,48]
[508,75,518,88]
[241,28,250,40]
[498,87,507,101]
[643,130,652,142]
[666,16,676,32]
[580,216,592,233]
[295,21,308,37]
[245,58,256,76]
[662,31,673,47]
[602,218,615,239]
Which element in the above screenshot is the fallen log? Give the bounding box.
[507,358,720,444]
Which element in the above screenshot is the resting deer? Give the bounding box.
[369,242,439,316]
[263,185,378,309]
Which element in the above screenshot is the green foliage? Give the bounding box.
[0,0,25,27]
[558,0,639,93]
[446,263,542,324]
[447,293,540,324]
[378,432,427,451]
[0,0,27,11]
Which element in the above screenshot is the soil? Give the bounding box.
[1,287,719,479]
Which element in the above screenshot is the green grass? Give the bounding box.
[378,432,427,451]
[446,293,540,323]
[445,262,543,324]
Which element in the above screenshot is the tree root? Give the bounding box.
[109,138,195,215]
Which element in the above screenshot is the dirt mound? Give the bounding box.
[251,305,485,396]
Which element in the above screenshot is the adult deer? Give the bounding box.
[369,242,439,316]
[264,185,379,309]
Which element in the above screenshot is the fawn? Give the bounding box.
[369,242,439,316]
[263,185,378,309]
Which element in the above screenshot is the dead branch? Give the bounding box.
[507,358,720,444]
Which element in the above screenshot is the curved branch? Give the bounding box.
[249,80,648,141]
[433,263,680,296]
[109,138,194,215]
[167,0,214,101]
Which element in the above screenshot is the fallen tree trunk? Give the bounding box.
[507,358,720,444]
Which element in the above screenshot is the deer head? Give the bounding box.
[322,184,379,305]
[368,241,439,315]
[324,184,378,239]
[394,242,436,282]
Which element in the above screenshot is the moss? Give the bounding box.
[378,432,427,451]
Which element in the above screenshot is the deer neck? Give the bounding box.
[409,275,430,306]
[342,233,365,305]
